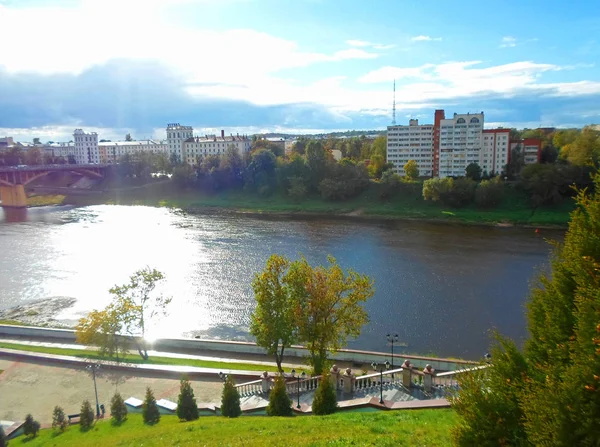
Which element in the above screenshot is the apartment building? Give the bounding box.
[166,123,193,162]
[482,129,511,174]
[182,130,251,166]
[386,119,434,177]
[510,138,542,164]
[73,129,99,164]
[438,112,484,178]
[98,140,167,163]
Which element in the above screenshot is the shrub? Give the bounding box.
[475,178,505,208]
[79,400,95,431]
[267,375,293,416]
[0,424,6,447]
[221,375,241,418]
[142,387,160,425]
[312,373,338,415]
[177,377,199,421]
[287,176,307,201]
[23,414,40,438]
[423,177,453,202]
[52,406,67,433]
[110,392,128,425]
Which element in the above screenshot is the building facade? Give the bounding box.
[386,119,434,177]
[482,129,511,175]
[166,123,193,163]
[182,130,251,166]
[438,112,484,178]
[510,138,542,164]
[73,129,99,164]
[98,140,167,163]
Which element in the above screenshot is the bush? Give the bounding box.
[23,414,40,438]
[142,387,160,425]
[267,375,293,416]
[177,377,199,421]
[312,373,338,415]
[221,375,241,418]
[0,424,6,447]
[52,406,67,433]
[287,176,307,201]
[79,400,95,431]
[110,392,128,425]
[475,178,505,208]
[423,177,454,202]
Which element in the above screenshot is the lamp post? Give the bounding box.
[371,361,390,404]
[291,369,306,409]
[86,363,101,418]
[218,371,228,382]
[386,333,399,373]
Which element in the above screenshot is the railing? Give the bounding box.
[433,364,489,387]
[354,368,404,391]
[234,379,263,396]
[284,375,322,396]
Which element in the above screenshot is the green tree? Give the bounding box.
[306,141,329,191]
[561,126,600,166]
[110,267,171,360]
[52,406,67,433]
[287,176,307,201]
[474,178,504,208]
[75,303,127,361]
[221,375,241,418]
[142,387,160,425]
[266,374,293,416]
[286,256,374,375]
[0,424,6,447]
[403,159,419,180]
[79,400,95,431]
[311,374,338,415]
[110,392,128,425]
[244,149,277,195]
[250,255,297,373]
[23,414,40,438]
[465,162,482,181]
[176,377,199,421]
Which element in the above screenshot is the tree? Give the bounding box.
[266,374,293,416]
[0,424,6,447]
[125,133,132,142]
[561,126,600,166]
[465,162,482,181]
[403,159,419,180]
[79,400,95,431]
[286,256,374,375]
[110,267,171,360]
[23,414,40,438]
[306,141,329,191]
[287,176,307,201]
[311,373,338,415]
[244,149,277,195]
[474,178,504,208]
[221,375,241,418]
[52,406,67,433]
[177,377,199,421]
[142,387,160,425]
[110,392,128,425]
[75,303,127,361]
[250,255,297,373]
[24,148,42,166]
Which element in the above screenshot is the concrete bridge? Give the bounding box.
[0,164,111,208]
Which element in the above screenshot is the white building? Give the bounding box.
[43,142,76,160]
[386,119,434,177]
[166,123,193,162]
[98,140,167,163]
[438,113,484,178]
[73,129,99,164]
[481,129,510,175]
[182,130,251,166]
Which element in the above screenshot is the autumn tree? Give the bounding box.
[403,159,419,180]
[250,255,297,373]
[286,256,374,375]
[76,303,128,361]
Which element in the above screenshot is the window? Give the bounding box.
[456,118,466,124]
[470,117,480,124]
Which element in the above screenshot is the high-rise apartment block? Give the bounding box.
[387,109,511,178]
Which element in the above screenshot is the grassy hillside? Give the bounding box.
[14,410,455,446]
[65,180,573,227]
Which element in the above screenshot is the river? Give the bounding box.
[0,205,560,359]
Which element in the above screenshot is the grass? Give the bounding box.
[64,180,572,227]
[0,319,35,326]
[27,194,66,207]
[0,342,282,373]
[13,410,455,446]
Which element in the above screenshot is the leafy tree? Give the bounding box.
[250,255,297,373]
[221,375,241,418]
[176,377,199,421]
[172,164,195,188]
[505,144,525,179]
[75,303,127,361]
[24,148,42,166]
[244,149,277,196]
[23,414,40,438]
[110,267,171,360]
[474,178,504,208]
[561,126,600,166]
[142,387,160,425]
[0,424,6,447]
[169,151,181,167]
[539,145,559,164]
[287,176,307,202]
[52,406,67,433]
[110,392,128,425]
[266,374,293,416]
[423,178,454,202]
[291,137,309,155]
[465,162,482,181]
[403,159,419,180]
[79,400,95,431]
[306,141,329,191]
[319,160,369,201]
[286,256,374,375]
[312,373,338,415]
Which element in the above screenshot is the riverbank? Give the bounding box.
[62,180,573,228]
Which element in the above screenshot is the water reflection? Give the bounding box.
[0,205,560,359]
[1,207,28,223]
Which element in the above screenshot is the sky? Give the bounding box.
[1,0,599,142]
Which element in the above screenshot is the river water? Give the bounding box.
[0,205,560,359]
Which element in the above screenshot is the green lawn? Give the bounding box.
[13,410,455,446]
[0,342,281,373]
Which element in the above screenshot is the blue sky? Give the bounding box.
[0,0,599,142]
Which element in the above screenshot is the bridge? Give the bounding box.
[0,164,112,208]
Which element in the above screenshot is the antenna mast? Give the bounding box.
[392,79,396,125]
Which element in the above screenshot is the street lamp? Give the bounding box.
[291,369,306,409]
[371,361,390,404]
[218,371,228,382]
[86,363,101,418]
[386,333,399,372]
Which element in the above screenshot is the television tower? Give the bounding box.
[392,79,396,125]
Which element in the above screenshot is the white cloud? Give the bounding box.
[411,35,442,42]
[500,36,518,48]
[346,39,372,47]
[332,49,378,60]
